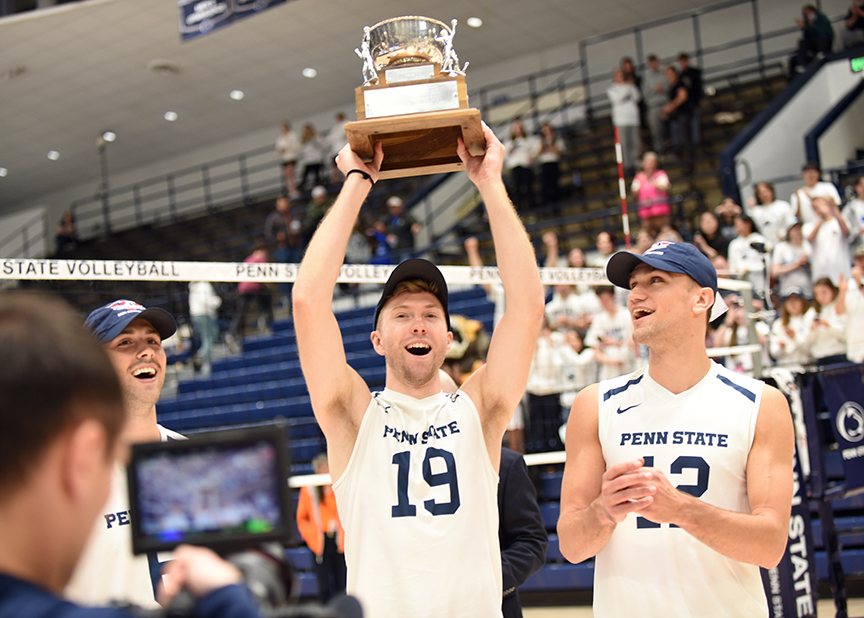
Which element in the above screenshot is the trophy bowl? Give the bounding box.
[367,16,450,72]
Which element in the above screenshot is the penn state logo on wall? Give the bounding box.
[836,401,864,444]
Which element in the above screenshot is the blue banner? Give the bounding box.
[178,0,289,41]
[761,444,818,618]
[820,365,864,491]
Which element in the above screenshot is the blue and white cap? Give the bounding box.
[605,241,728,321]
[84,299,177,345]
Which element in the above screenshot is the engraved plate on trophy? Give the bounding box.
[344,16,486,180]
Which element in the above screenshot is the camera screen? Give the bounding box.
[128,425,291,554]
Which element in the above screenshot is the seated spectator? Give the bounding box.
[537,123,565,206]
[655,224,683,243]
[791,162,843,225]
[771,218,813,299]
[842,174,864,254]
[301,186,333,245]
[545,284,595,336]
[808,277,848,363]
[804,196,851,285]
[715,197,742,243]
[299,124,327,191]
[693,210,730,260]
[55,210,76,254]
[633,228,656,254]
[384,196,420,252]
[747,181,794,244]
[631,151,671,236]
[586,231,617,269]
[842,246,864,362]
[558,329,596,412]
[503,119,540,211]
[367,221,392,265]
[727,213,770,299]
[714,293,770,374]
[769,288,814,365]
[842,0,864,49]
[790,5,835,77]
[607,67,641,175]
[584,286,636,381]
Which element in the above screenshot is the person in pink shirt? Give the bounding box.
[227,244,273,349]
[631,151,671,236]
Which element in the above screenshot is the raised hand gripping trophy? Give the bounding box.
[344,16,486,179]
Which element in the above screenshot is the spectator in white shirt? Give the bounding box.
[803,196,851,286]
[769,288,814,365]
[747,181,794,244]
[771,218,812,299]
[503,119,540,211]
[808,277,848,363]
[727,213,770,300]
[791,162,843,225]
[584,286,636,381]
[842,175,864,255]
[841,245,864,362]
[606,68,642,174]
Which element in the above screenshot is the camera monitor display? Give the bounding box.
[127,424,293,554]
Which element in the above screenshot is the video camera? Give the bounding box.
[124,422,360,618]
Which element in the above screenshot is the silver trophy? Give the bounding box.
[345,15,484,179]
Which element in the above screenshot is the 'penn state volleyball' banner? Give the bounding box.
[178,0,290,41]
[821,365,864,491]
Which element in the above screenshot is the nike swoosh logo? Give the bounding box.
[616,404,641,414]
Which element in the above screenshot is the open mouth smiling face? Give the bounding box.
[632,307,655,322]
[131,366,158,380]
[406,342,432,356]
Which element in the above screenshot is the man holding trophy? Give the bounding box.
[293,17,545,618]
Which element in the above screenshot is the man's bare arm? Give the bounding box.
[292,143,383,477]
[557,385,655,563]
[457,125,545,438]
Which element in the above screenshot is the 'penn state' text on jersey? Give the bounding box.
[333,389,502,618]
[594,362,768,618]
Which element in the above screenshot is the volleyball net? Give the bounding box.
[2,257,760,477]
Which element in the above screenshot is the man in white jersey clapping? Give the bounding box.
[557,241,794,618]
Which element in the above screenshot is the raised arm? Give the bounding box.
[292,143,383,478]
[456,125,545,441]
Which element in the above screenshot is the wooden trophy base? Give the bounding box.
[344,109,485,180]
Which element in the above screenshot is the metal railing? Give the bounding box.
[0,212,47,259]
[11,0,814,256]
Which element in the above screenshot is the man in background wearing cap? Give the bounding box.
[65,300,184,608]
[293,125,544,618]
[557,241,794,618]
[302,186,333,246]
[384,195,421,252]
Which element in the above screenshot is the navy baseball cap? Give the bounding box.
[606,241,727,321]
[84,299,177,345]
[373,259,450,330]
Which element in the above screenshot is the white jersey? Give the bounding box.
[65,425,183,608]
[333,389,502,618]
[594,362,767,618]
